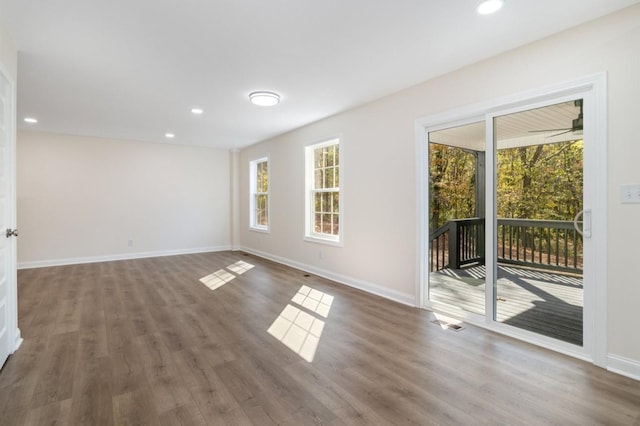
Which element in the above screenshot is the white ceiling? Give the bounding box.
[0,0,637,149]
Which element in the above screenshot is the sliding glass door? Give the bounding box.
[427,121,486,317]
[491,100,585,346]
[423,91,597,356]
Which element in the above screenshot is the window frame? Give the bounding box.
[249,156,270,233]
[304,138,342,246]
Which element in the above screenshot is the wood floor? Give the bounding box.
[0,251,639,425]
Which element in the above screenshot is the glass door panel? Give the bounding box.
[428,121,486,315]
[493,100,584,346]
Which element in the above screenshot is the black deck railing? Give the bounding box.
[430,218,485,271]
[430,218,583,274]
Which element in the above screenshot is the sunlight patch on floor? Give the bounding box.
[200,269,236,290]
[267,285,334,362]
[433,313,463,330]
[291,285,334,318]
[199,260,255,291]
[227,260,255,275]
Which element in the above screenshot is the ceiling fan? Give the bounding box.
[529,99,583,138]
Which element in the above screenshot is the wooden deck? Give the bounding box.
[429,265,583,345]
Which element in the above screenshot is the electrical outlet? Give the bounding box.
[621,185,640,204]
[127,239,134,247]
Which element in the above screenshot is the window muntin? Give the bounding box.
[250,157,269,231]
[306,139,341,243]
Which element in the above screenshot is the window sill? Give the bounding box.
[250,226,270,234]
[304,235,342,247]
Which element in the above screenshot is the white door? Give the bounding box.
[0,67,17,369]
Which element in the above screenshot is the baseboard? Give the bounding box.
[13,328,22,353]
[608,354,640,381]
[17,246,232,269]
[238,246,415,307]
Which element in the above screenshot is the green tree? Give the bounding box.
[429,143,476,230]
[497,140,583,220]
[429,139,583,226]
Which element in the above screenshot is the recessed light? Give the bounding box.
[165,133,175,138]
[249,91,280,107]
[477,0,504,14]
[24,117,38,124]
[191,108,203,115]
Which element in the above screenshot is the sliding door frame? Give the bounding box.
[415,73,608,367]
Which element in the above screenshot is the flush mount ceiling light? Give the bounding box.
[191,108,203,115]
[477,0,504,14]
[249,91,280,107]
[24,117,38,124]
[165,133,175,139]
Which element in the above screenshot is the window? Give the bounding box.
[250,157,269,231]
[305,139,341,244]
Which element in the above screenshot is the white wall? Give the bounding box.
[0,24,17,79]
[238,5,640,370]
[17,131,231,266]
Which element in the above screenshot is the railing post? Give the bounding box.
[449,221,459,269]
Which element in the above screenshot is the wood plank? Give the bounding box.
[112,387,160,425]
[68,356,113,425]
[0,252,636,425]
[430,264,584,344]
[29,331,79,408]
[158,403,208,426]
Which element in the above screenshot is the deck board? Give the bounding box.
[429,265,583,345]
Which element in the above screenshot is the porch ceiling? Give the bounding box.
[429,101,582,151]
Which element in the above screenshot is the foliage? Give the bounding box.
[313,144,340,235]
[255,160,268,226]
[429,144,476,229]
[429,140,583,230]
[497,140,583,220]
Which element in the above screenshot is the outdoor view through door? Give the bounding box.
[429,120,487,317]
[428,99,584,346]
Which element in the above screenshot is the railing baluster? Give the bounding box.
[528,226,532,263]
[462,226,466,261]
[515,226,520,261]
[537,227,540,264]
[539,227,543,264]
[430,239,434,271]
[543,227,547,264]
[500,225,505,260]
[573,229,578,268]
[432,238,436,271]
[564,229,569,268]
[537,226,541,264]
[533,226,537,263]
[546,228,551,265]
[509,225,513,260]
[524,226,527,262]
[537,227,541,264]
[554,230,560,266]
[540,227,543,263]
[531,226,535,263]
